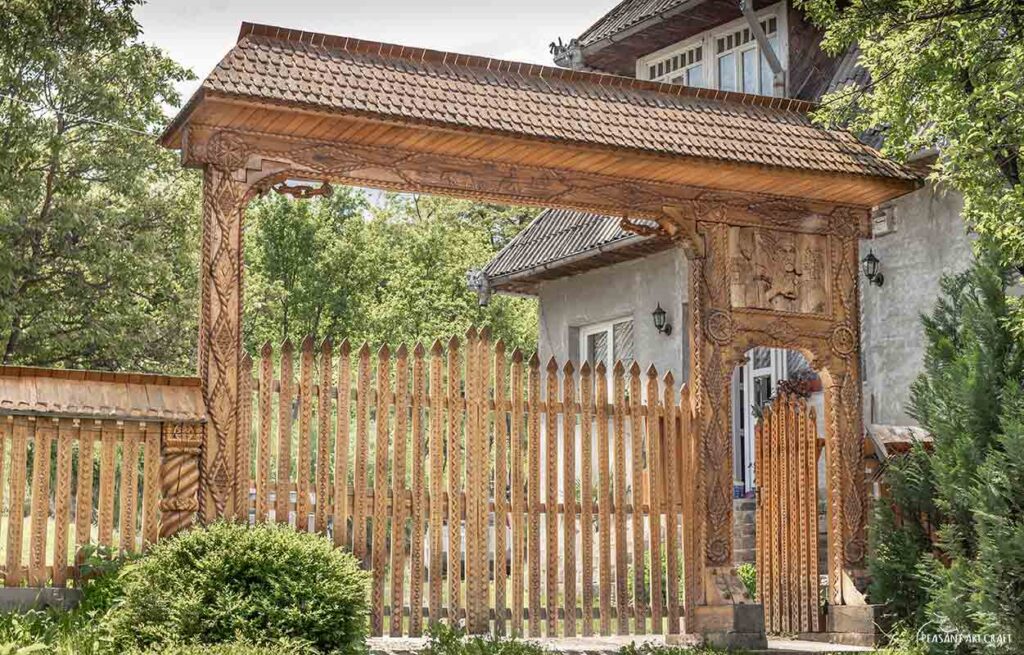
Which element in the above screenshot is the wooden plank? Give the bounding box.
[780,394,791,633]
[75,421,98,570]
[611,362,629,635]
[755,407,765,611]
[464,329,485,633]
[544,357,559,636]
[770,404,782,632]
[142,422,160,548]
[371,344,392,637]
[561,361,577,638]
[477,329,493,635]
[276,340,294,525]
[28,418,54,585]
[390,344,410,637]
[493,340,509,636]
[510,348,526,637]
[97,421,118,548]
[680,385,699,624]
[594,363,612,636]
[296,336,315,531]
[118,423,141,553]
[316,338,333,534]
[237,353,253,522]
[6,417,30,585]
[446,336,462,624]
[645,367,663,634]
[335,340,352,548]
[408,343,427,637]
[628,363,645,633]
[527,353,542,638]
[52,419,75,586]
[662,374,680,634]
[807,405,821,633]
[795,397,809,633]
[353,343,371,563]
[428,340,445,625]
[256,342,274,524]
[788,396,802,634]
[579,362,594,637]
[0,420,6,576]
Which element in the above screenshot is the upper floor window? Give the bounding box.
[715,16,778,94]
[639,6,784,97]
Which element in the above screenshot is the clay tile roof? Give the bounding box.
[177,22,915,182]
[484,208,668,283]
[577,0,690,48]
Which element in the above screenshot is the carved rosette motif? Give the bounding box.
[678,197,870,609]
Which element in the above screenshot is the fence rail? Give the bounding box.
[238,330,694,637]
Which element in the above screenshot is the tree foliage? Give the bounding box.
[0,0,199,372]
[799,0,1024,265]
[244,191,538,353]
[870,247,1024,650]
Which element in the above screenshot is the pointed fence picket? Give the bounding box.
[237,333,694,637]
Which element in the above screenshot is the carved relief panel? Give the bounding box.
[728,227,830,315]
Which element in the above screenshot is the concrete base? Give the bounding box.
[0,587,83,612]
[686,604,768,650]
[823,604,888,648]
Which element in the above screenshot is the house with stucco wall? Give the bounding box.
[469,0,970,550]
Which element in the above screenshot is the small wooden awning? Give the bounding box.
[162,22,917,211]
[0,367,205,424]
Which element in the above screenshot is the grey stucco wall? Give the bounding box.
[536,248,688,379]
[860,182,973,425]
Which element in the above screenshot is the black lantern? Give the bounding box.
[652,303,672,335]
[861,250,884,287]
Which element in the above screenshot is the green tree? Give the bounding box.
[244,191,537,352]
[870,247,1024,649]
[0,0,197,373]
[799,0,1024,266]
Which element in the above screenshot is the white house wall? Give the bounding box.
[536,248,688,379]
[860,181,973,425]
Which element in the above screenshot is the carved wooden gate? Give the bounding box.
[754,391,823,634]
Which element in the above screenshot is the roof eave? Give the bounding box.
[579,0,710,61]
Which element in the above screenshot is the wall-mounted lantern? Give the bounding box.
[652,303,672,335]
[861,250,885,287]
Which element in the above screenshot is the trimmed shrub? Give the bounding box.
[140,640,317,655]
[103,522,369,653]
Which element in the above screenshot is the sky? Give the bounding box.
[134,0,609,105]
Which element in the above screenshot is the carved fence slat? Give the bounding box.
[611,362,629,636]
[276,341,294,525]
[316,339,333,535]
[28,418,53,585]
[390,345,409,637]
[256,342,273,524]
[544,357,559,637]
[118,424,141,552]
[526,353,542,638]
[7,417,30,585]
[579,362,594,637]
[52,419,75,586]
[446,337,462,624]
[370,344,391,637]
[335,340,352,549]
[493,341,509,636]
[408,343,427,637]
[297,337,315,531]
[646,367,664,634]
[663,374,680,634]
[561,361,577,638]
[628,363,645,633]
[509,348,525,637]
[428,340,444,624]
[595,363,613,636]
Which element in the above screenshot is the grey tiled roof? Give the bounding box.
[484,209,656,280]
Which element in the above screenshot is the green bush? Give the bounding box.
[140,640,317,655]
[736,563,756,599]
[102,522,369,653]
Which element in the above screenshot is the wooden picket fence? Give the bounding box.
[754,391,822,634]
[238,330,694,637]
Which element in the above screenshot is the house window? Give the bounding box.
[581,318,635,375]
[714,17,779,95]
[639,8,784,96]
[647,44,704,87]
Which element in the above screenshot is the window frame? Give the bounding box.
[580,316,634,374]
[636,1,788,96]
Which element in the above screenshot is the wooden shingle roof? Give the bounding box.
[166,22,914,183]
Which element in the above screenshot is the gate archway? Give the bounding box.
[161,20,917,646]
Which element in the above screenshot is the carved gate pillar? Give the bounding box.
[659,197,870,645]
[186,128,290,523]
